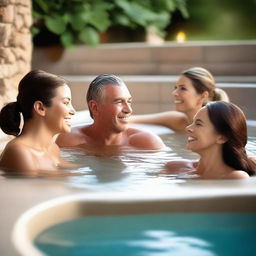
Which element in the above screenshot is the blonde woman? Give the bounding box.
[130,67,229,132]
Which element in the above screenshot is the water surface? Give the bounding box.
[35,213,256,256]
[61,131,256,192]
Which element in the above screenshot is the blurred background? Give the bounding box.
[32,0,256,48]
[167,0,256,41]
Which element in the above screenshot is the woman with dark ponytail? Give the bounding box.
[165,101,255,179]
[0,70,76,175]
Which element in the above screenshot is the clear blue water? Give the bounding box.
[35,213,256,256]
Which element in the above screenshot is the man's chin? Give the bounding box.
[115,124,127,133]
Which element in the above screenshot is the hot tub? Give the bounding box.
[12,184,256,256]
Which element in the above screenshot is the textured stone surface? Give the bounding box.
[0,0,32,143]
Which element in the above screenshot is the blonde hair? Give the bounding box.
[213,88,230,102]
[182,67,229,102]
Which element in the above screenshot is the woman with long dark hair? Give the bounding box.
[166,101,255,179]
[0,70,76,175]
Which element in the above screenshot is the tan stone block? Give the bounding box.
[16,0,29,6]
[24,12,32,28]
[17,59,30,74]
[12,47,26,61]
[0,64,9,78]
[0,79,6,95]
[0,63,18,78]
[14,13,23,31]
[0,0,10,7]
[0,23,12,47]
[0,47,15,63]
[0,5,14,23]
[9,31,31,49]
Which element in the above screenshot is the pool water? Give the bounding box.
[35,213,256,256]
[61,131,256,192]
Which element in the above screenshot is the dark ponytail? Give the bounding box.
[206,101,256,176]
[0,102,21,136]
[0,69,67,137]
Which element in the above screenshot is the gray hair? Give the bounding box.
[86,74,125,118]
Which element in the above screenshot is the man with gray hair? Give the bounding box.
[56,74,165,154]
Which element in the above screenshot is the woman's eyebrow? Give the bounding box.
[195,118,204,123]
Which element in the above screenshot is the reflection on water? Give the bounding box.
[2,128,255,191]
[35,213,256,256]
[59,131,256,192]
[247,136,256,156]
[60,133,191,191]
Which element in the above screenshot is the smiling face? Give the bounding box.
[185,107,225,154]
[95,84,132,133]
[45,84,75,134]
[172,75,207,115]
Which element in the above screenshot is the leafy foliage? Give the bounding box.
[32,0,189,48]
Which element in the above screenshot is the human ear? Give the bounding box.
[216,135,228,144]
[33,101,46,116]
[88,100,99,117]
[201,91,209,103]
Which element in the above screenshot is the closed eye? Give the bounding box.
[195,119,203,126]
[174,85,187,91]
[180,86,187,91]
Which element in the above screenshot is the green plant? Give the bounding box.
[32,0,189,48]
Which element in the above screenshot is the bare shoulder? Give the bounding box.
[127,128,165,150]
[227,170,250,179]
[0,140,35,174]
[1,139,30,156]
[56,125,87,147]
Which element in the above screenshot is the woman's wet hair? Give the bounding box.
[0,70,67,136]
[86,74,125,118]
[206,101,255,176]
[182,67,229,102]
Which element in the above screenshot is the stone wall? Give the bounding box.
[0,0,32,109]
[0,0,32,145]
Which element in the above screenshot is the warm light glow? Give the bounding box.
[176,31,186,43]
